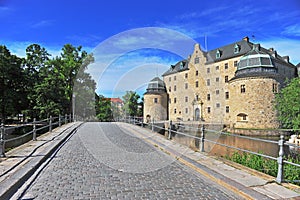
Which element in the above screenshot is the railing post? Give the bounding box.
[59,114,61,127]
[33,118,37,141]
[276,134,285,183]
[200,124,205,152]
[151,118,154,132]
[69,114,72,122]
[65,114,67,124]
[49,116,52,132]
[168,120,172,140]
[0,123,5,157]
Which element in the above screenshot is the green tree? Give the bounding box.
[276,77,300,130]
[122,91,140,117]
[24,44,51,119]
[0,45,26,122]
[96,95,113,121]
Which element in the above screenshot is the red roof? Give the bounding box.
[104,98,123,104]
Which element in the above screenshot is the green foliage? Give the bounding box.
[96,95,113,121]
[276,78,300,130]
[0,44,96,121]
[122,91,141,117]
[228,151,300,185]
[0,45,27,122]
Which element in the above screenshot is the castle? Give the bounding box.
[143,37,298,129]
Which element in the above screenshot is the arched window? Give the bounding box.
[237,113,248,122]
[216,50,222,59]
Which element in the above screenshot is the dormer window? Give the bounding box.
[180,62,184,69]
[234,44,240,54]
[216,50,221,59]
[194,57,199,64]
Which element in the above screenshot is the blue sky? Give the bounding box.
[1,0,300,97]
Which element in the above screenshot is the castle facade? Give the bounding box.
[144,37,297,129]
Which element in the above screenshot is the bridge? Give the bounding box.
[0,122,299,199]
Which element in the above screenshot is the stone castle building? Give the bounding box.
[143,37,298,129]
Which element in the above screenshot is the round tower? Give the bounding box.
[143,77,168,123]
[229,44,280,129]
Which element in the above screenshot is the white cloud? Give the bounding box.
[260,37,300,64]
[282,24,300,37]
[31,20,54,28]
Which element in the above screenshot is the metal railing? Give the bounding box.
[0,114,72,158]
[122,116,300,184]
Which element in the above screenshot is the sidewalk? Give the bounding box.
[0,122,83,199]
[119,122,300,200]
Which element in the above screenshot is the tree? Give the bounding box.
[276,77,300,130]
[122,91,140,116]
[0,46,26,122]
[24,44,51,119]
[96,95,113,121]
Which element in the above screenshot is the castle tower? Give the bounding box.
[143,77,168,123]
[228,44,282,129]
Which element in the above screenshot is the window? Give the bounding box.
[185,96,188,102]
[207,68,210,73]
[185,73,188,79]
[216,77,219,82]
[207,94,211,101]
[226,106,230,113]
[224,63,228,69]
[154,98,158,103]
[195,81,199,88]
[180,62,183,69]
[185,83,188,89]
[216,90,219,95]
[174,76,176,81]
[194,57,199,64]
[174,85,177,91]
[174,98,177,103]
[174,109,177,114]
[207,107,211,113]
[207,79,210,86]
[169,77,171,82]
[185,108,188,114]
[169,99,171,104]
[234,61,238,67]
[169,87,171,92]
[196,71,199,76]
[241,84,246,93]
[216,50,221,58]
[216,66,219,70]
[237,113,248,122]
[273,83,278,93]
[216,103,220,108]
[196,95,199,101]
[225,92,229,99]
[234,44,240,54]
[225,76,229,83]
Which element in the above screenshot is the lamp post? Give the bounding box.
[72,94,75,122]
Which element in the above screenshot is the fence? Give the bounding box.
[122,116,300,184]
[0,114,72,158]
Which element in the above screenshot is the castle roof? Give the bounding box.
[162,60,189,76]
[144,77,167,94]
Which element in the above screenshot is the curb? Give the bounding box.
[0,122,83,200]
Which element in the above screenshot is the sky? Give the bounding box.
[1,0,300,98]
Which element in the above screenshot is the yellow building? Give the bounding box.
[144,37,297,129]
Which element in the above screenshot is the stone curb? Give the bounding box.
[0,122,83,200]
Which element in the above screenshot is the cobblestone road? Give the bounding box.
[22,122,242,199]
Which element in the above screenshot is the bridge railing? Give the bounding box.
[0,114,72,158]
[123,116,300,185]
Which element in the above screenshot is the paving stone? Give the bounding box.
[22,122,242,199]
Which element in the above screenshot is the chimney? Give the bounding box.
[269,48,274,52]
[243,36,249,42]
[282,56,290,63]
